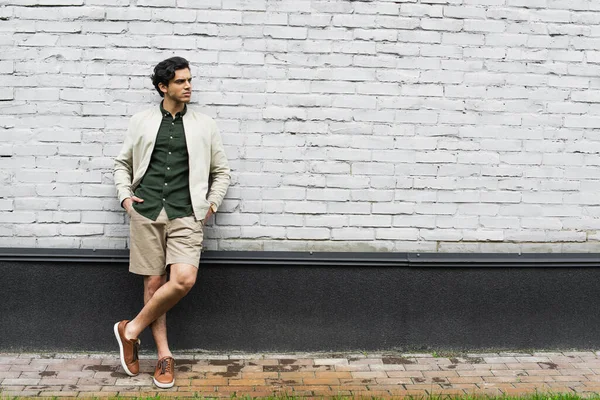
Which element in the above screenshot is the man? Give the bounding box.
[113,56,230,388]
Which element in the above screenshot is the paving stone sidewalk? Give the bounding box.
[2,351,600,398]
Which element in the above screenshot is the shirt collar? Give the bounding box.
[159,101,187,118]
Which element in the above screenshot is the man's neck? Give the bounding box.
[161,98,185,117]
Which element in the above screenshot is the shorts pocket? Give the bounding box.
[187,217,204,247]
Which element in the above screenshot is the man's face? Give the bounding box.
[160,68,192,103]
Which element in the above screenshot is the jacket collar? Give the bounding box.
[159,100,188,119]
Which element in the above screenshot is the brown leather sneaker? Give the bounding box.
[153,356,175,388]
[113,320,140,376]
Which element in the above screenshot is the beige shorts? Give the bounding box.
[128,207,204,276]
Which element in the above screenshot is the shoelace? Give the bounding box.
[159,358,172,375]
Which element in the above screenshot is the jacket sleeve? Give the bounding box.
[113,117,135,207]
[206,121,231,210]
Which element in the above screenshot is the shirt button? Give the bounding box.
[168,152,171,154]
[170,136,173,139]
[167,167,170,170]
[172,122,174,125]
[162,198,165,201]
[164,183,168,186]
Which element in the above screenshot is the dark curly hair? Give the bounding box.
[151,57,190,97]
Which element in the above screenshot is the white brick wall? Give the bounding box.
[1,0,600,252]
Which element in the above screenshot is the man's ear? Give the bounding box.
[158,82,168,95]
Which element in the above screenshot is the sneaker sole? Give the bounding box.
[113,322,137,377]
[153,376,175,389]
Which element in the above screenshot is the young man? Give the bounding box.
[113,57,230,388]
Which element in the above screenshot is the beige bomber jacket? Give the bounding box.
[114,106,230,220]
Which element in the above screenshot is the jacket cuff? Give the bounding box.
[118,190,133,208]
[206,196,221,210]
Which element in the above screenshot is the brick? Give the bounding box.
[2,378,41,385]
[303,378,341,385]
[227,378,266,385]
[2,212,36,223]
[14,88,59,101]
[189,375,228,385]
[351,371,388,379]
[0,371,21,379]
[264,26,307,39]
[106,7,151,20]
[84,21,127,33]
[137,0,175,5]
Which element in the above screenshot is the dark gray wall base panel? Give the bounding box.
[1,249,599,352]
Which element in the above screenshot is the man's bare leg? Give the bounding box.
[125,263,198,340]
[144,275,172,359]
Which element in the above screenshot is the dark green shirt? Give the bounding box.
[132,102,193,221]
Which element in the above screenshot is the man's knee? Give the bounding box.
[146,275,166,296]
[173,273,196,294]
[170,263,198,295]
